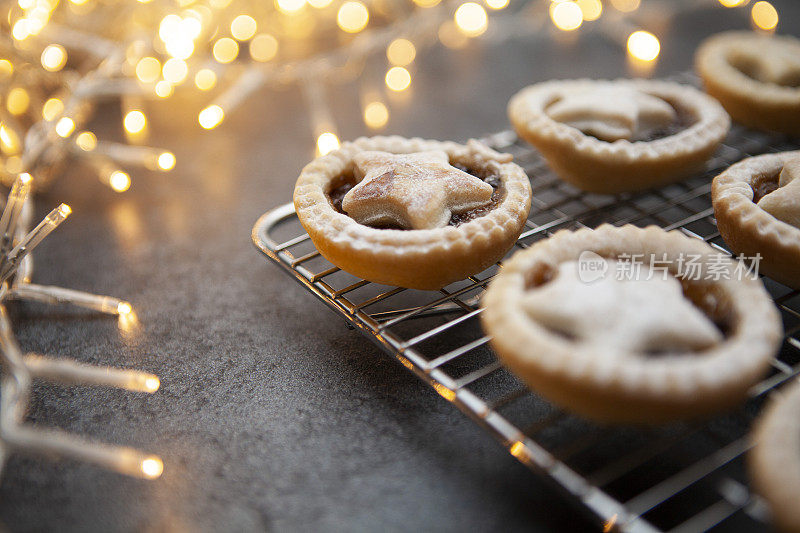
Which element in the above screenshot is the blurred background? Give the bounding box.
[0,0,797,531]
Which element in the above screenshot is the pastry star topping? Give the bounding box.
[546,87,677,142]
[736,45,800,87]
[341,150,494,230]
[758,157,800,229]
[522,261,722,354]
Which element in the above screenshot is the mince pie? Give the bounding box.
[712,150,800,289]
[696,31,800,135]
[480,225,782,423]
[293,136,532,290]
[750,379,800,533]
[507,79,730,193]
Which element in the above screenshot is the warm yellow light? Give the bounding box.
[154,81,173,98]
[159,14,182,42]
[157,152,176,171]
[509,441,528,460]
[55,117,75,138]
[308,0,332,7]
[0,60,14,79]
[387,39,416,66]
[181,16,203,39]
[213,38,239,64]
[364,101,389,129]
[19,172,32,184]
[40,44,67,72]
[144,376,160,393]
[454,2,488,37]
[194,69,217,91]
[0,125,21,155]
[109,171,131,193]
[165,37,194,60]
[275,0,305,14]
[59,204,72,217]
[231,14,257,40]
[42,98,63,121]
[627,30,660,61]
[199,105,224,129]
[162,58,188,84]
[752,1,778,31]
[75,131,97,151]
[438,21,469,49]
[577,0,603,21]
[316,132,340,155]
[551,1,583,31]
[412,0,441,7]
[250,34,279,62]
[140,457,163,479]
[70,0,89,5]
[7,88,29,116]
[135,57,161,83]
[485,0,509,9]
[385,66,412,92]
[18,0,34,8]
[123,110,146,134]
[718,0,748,6]
[337,1,369,33]
[117,301,133,314]
[610,0,640,12]
[12,20,30,41]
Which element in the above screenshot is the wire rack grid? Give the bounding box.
[252,76,800,533]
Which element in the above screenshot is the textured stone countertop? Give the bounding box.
[1,3,798,531]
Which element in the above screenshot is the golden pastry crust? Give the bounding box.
[696,31,800,135]
[750,379,800,533]
[507,79,730,194]
[480,224,782,424]
[293,136,532,290]
[712,150,800,290]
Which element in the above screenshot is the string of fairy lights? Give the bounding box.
[121,0,780,156]
[0,0,784,481]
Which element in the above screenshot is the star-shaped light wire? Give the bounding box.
[342,150,493,230]
[0,173,163,480]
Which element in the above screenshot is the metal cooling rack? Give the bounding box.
[251,76,800,533]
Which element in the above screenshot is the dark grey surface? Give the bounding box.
[2,3,799,532]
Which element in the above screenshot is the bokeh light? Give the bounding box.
[195,69,217,90]
[627,30,660,61]
[136,57,161,83]
[124,110,147,134]
[385,66,411,91]
[199,105,224,129]
[213,37,239,63]
[6,88,29,116]
[41,44,67,72]
[752,1,778,31]
[316,132,340,155]
[485,0,509,10]
[454,2,488,37]
[75,131,97,151]
[387,39,416,66]
[577,0,603,21]
[337,1,369,33]
[364,101,389,129]
[551,1,583,31]
[231,14,257,40]
[610,0,640,11]
[250,34,279,61]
